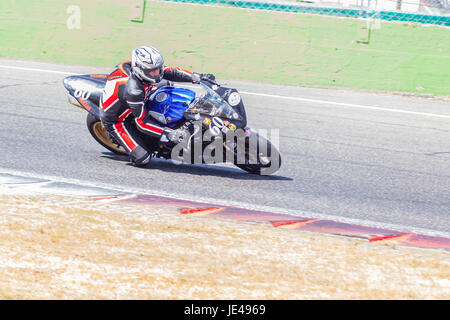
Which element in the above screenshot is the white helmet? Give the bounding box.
[131,46,164,84]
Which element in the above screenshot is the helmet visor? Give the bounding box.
[142,65,163,80]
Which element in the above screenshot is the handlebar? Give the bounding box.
[200,78,219,87]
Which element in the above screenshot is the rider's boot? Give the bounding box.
[130,145,152,167]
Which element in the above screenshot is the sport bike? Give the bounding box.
[63,72,281,175]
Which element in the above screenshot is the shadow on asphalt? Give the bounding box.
[100,153,292,181]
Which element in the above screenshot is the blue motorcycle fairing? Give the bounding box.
[146,86,196,128]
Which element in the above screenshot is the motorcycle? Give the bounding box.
[62,71,281,175]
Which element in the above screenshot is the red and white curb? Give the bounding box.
[1,171,449,250]
[96,193,450,250]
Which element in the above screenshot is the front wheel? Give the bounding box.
[232,131,281,175]
[86,113,128,155]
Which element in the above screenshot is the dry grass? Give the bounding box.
[0,194,448,300]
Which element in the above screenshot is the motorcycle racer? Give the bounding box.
[100,45,216,166]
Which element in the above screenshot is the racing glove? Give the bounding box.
[192,72,216,84]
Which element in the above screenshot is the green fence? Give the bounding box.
[156,0,450,26]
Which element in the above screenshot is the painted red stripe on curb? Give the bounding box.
[272,219,319,229]
[206,207,310,222]
[118,195,311,221]
[180,207,226,216]
[92,194,135,201]
[295,219,409,239]
[118,194,217,208]
[370,234,414,243]
[399,234,450,250]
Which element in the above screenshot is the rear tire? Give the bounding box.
[86,113,128,155]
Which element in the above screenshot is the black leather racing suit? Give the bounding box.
[100,61,195,164]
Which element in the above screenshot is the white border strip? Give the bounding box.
[1,64,449,120]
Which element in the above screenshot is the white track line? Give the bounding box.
[0,64,79,76]
[1,64,449,119]
[239,91,450,119]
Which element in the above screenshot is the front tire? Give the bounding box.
[232,131,281,175]
[86,113,128,155]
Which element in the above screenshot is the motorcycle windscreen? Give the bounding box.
[146,87,196,128]
[186,83,242,122]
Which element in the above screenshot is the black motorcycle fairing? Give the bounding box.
[213,86,247,128]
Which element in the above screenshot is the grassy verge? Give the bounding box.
[0,0,449,95]
[0,194,449,299]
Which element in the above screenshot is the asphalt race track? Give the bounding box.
[0,59,449,236]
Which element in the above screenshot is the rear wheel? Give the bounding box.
[86,113,128,155]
